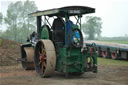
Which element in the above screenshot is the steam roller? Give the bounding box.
[20,6,98,77]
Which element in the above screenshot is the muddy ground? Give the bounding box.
[0,64,128,85]
[0,38,20,66]
[0,39,128,85]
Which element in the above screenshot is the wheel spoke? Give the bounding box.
[42,62,44,71]
[41,60,47,72]
[38,45,47,73]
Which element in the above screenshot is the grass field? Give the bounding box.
[100,40,128,44]
[97,40,128,66]
[98,57,128,66]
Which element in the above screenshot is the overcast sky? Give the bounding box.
[0,0,128,37]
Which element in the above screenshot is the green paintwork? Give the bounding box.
[40,25,49,39]
[39,21,98,74]
[38,6,97,75]
[72,25,79,29]
[55,43,98,73]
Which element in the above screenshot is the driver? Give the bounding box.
[30,31,37,43]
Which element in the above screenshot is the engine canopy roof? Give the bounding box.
[30,6,95,17]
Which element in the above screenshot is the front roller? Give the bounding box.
[20,44,35,70]
[34,40,56,77]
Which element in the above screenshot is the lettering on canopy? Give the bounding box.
[68,10,81,14]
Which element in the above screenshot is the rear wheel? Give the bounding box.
[34,40,56,77]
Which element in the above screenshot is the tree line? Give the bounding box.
[0,0,37,43]
[0,0,102,43]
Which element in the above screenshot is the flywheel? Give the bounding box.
[34,40,56,77]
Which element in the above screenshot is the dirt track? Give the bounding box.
[0,39,128,85]
[0,64,128,85]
